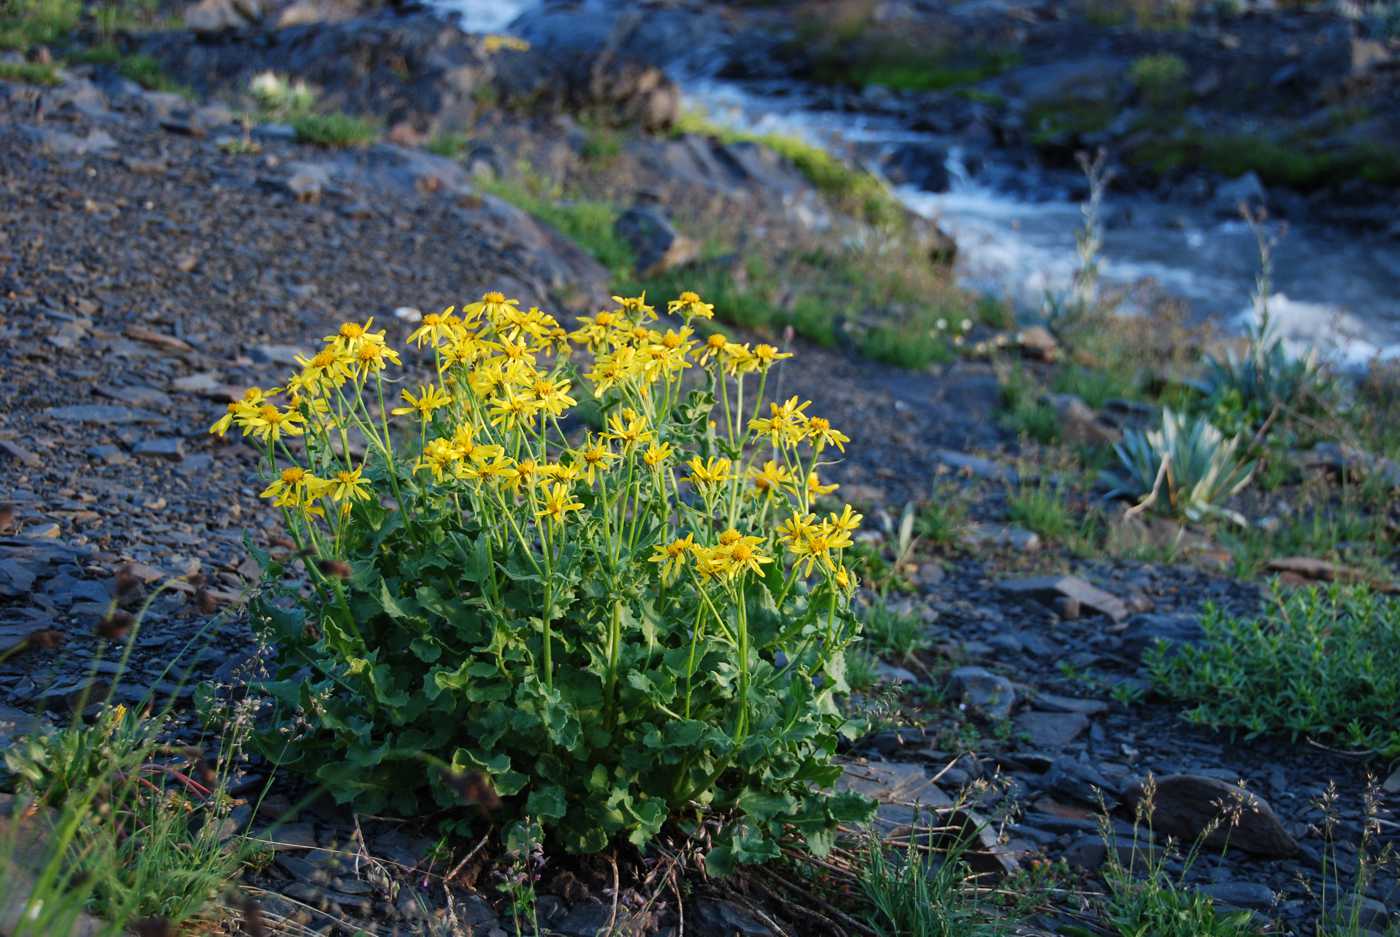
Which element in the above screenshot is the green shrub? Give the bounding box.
[0,0,80,50]
[861,602,928,662]
[229,290,874,870]
[1101,409,1255,524]
[1147,585,1400,755]
[291,112,379,148]
[1129,52,1188,109]
[0,58,58,84]
[915,483,968,548]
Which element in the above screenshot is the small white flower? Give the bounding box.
[935,318,947,331]
[960,318,972,332]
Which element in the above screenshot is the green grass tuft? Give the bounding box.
[0,58,59,84]
[291,112,380,149]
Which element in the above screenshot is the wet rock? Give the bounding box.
[1029,691,1109,716]
[613,204,697,277]
[948,666,1017,722]
[1123,775,1298,858]
[1213,172,1267,217]
[881,141,950,192]
[999,575,1128,623]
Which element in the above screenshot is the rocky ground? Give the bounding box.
[2,3,1399,936]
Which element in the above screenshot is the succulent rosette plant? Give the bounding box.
[217,289,873,870]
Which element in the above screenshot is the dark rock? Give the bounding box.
[133,437,185,460]
[46,404,161,425]
[613,204,697,277]
[1213,172,1267,218]
[1123,775,1298,858]
[933,449,1019,484]
[881,141,950,192]
[1064,834,1161,872]
[19,126,117,156]
[694,899,775,937]
[1013,711,1090,751]
[948,666,1017,722]
[1200,881,1278,912]
[1046,393,1119,445]
[1119,612,1204,661]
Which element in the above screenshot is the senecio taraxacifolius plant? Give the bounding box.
[213,290,875,871]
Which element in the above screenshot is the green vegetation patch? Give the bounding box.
[0,0,80,51]
[0,58,59,84]
[1129,130,1400,190]
[1148,585,1400,755]
[291,112,380,149]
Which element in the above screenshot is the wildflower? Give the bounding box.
[260,465,329,516]
[642,441,674,469]
[835,565,858,593]
[777,513,818,551]
[466,291,520,326]
[649,534,694,583]
[529,377,577,417]
[573,437,618,484]
[696,332,729,365]
[805,416,849,453]
[611,293,655,321]
[826,504,862,542]
[391,384,453,421]
[353,335,401,376]
[960,318,972,332]
[487,392,541,431]
[246,403,307,443]
[536,482,583,525]
[749,396,811,448]
[712,529,771,580]
[415,438,459,482]
[752,344,793,371]
[407,307,460,348]
[667,291,714,320]
[748,460,793,496]
[604,408,652,453]
[571,309,624,349]
[328,466,373,504]
[803,471,839,499]
[935,318,947,331]
[721,342,760,377]
[209,386,269,436]
[290,347,354,397]
[686,455,731,488]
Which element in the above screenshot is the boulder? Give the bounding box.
[881,141,950,192]
[948,666,1017,722]
[1122,775,1298,858]
[185,0,261,33]
[1046,393,1120,445]
[998,575,1128,623]
[1213,172,1267,218]
[613,204,698,277]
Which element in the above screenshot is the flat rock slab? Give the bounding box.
[999,575,1128,623]
[1123,774,1298,858]
[1014,711,1090,750]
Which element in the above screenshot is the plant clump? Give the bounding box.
[216,289,875,869]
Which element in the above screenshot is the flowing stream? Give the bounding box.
[431,0,1400,367]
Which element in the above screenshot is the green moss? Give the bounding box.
[0,58,60,84]
[1129,129,1400,190]
[1025,97,1116,147]
[672,110,902,226]
[291,112,380,149]
[826,48,1022,93]
[1129,52,1188,109]
[860,324,954,370]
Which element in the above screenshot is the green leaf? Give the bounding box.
[526,784,568,820]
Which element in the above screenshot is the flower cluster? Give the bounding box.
[228,289,871,866]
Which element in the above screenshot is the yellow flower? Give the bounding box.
[326,318,374,354]
[749,396,811,448]
[604,407,652,453]
[247,404,307,443]
[649,533,694,583]
[529,377,577,417]
[835,564,858,593]
[415,437,459,481]
[328,466,373,504]
[570,309,625,350]
[696,332,728,365]
[210,386,269,436]
[803,471,839,499]
[536,482,584,525]
[827,504,862,541]
[611,293,656,321]
[465,291,520,326]
[721,342,760,377]
[353,335,401,376]
[752,343,793,371]
[289,347,354,397]
[487,392,541,430]
[642,441,674,468]
[805,416,849,453]
[686,455,731,488]
[407,307,460,348]
[260,465,330,517]
[705,529,771,581]
[777,513,817,550]
[748,459,793,497]
[667,291,714,320]
[391,384,453,420]
[572,437,618,484]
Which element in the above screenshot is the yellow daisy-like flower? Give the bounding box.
[260,465,330,517]
[641,441,674,468]
[720,342,760,377]
[487,392,541,431]
[747,459,793,497]
[649,533,694,583]
[535,482,584,525]
[407,307,460,348]
[529,377,577,417]
[696,332,729,365]
[572,437,618,485]
[289,347,354,398]
[391,384,452,421]
[805,416,850,453]
[667,291,714,320]
[752,343,793,371]
[749,396,811,448]
[246,403,307,443]
[353,336,402,376]
[209,386,270,436]
[611,293,656,321]
[777,512,818,550]
[826,504,862,541]
[465,291,520,326]
[328,466,373,503]
[686,455,731,488]
[803,470,839,499]
[415,437,459,482]
[711,529,771,581]
[604,407,652,453]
